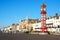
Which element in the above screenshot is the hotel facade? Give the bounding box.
[32,13,60,34]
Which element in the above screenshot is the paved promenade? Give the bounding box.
[0,33,60,40]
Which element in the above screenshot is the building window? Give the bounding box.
[36,25,38,27]
[10,28,12,30]
[58,25,60,28]
[35,28,40,29]
[59,29,60,31]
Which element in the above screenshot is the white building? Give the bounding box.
[33,23,41,31]
[32,13,60,33]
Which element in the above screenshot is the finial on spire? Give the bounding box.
[55,12,59,19]
[56,12,58,16]
[41,0,46,8]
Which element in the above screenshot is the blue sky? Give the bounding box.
[0,0,60,27]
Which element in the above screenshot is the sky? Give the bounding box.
[0,0,60,27]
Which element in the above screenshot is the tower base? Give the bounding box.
[39,28,48,35]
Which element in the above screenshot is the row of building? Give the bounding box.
[0,16,38,33]
[33,13,60,34]
[0,13,60,34]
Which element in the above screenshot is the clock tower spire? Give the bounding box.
[40,1,48,34]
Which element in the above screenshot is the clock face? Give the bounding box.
[44,8,46,11]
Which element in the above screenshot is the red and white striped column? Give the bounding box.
[40,3,47,32]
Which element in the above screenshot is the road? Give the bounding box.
[0,33,60,40]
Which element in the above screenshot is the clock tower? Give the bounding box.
[40,3,48,34]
